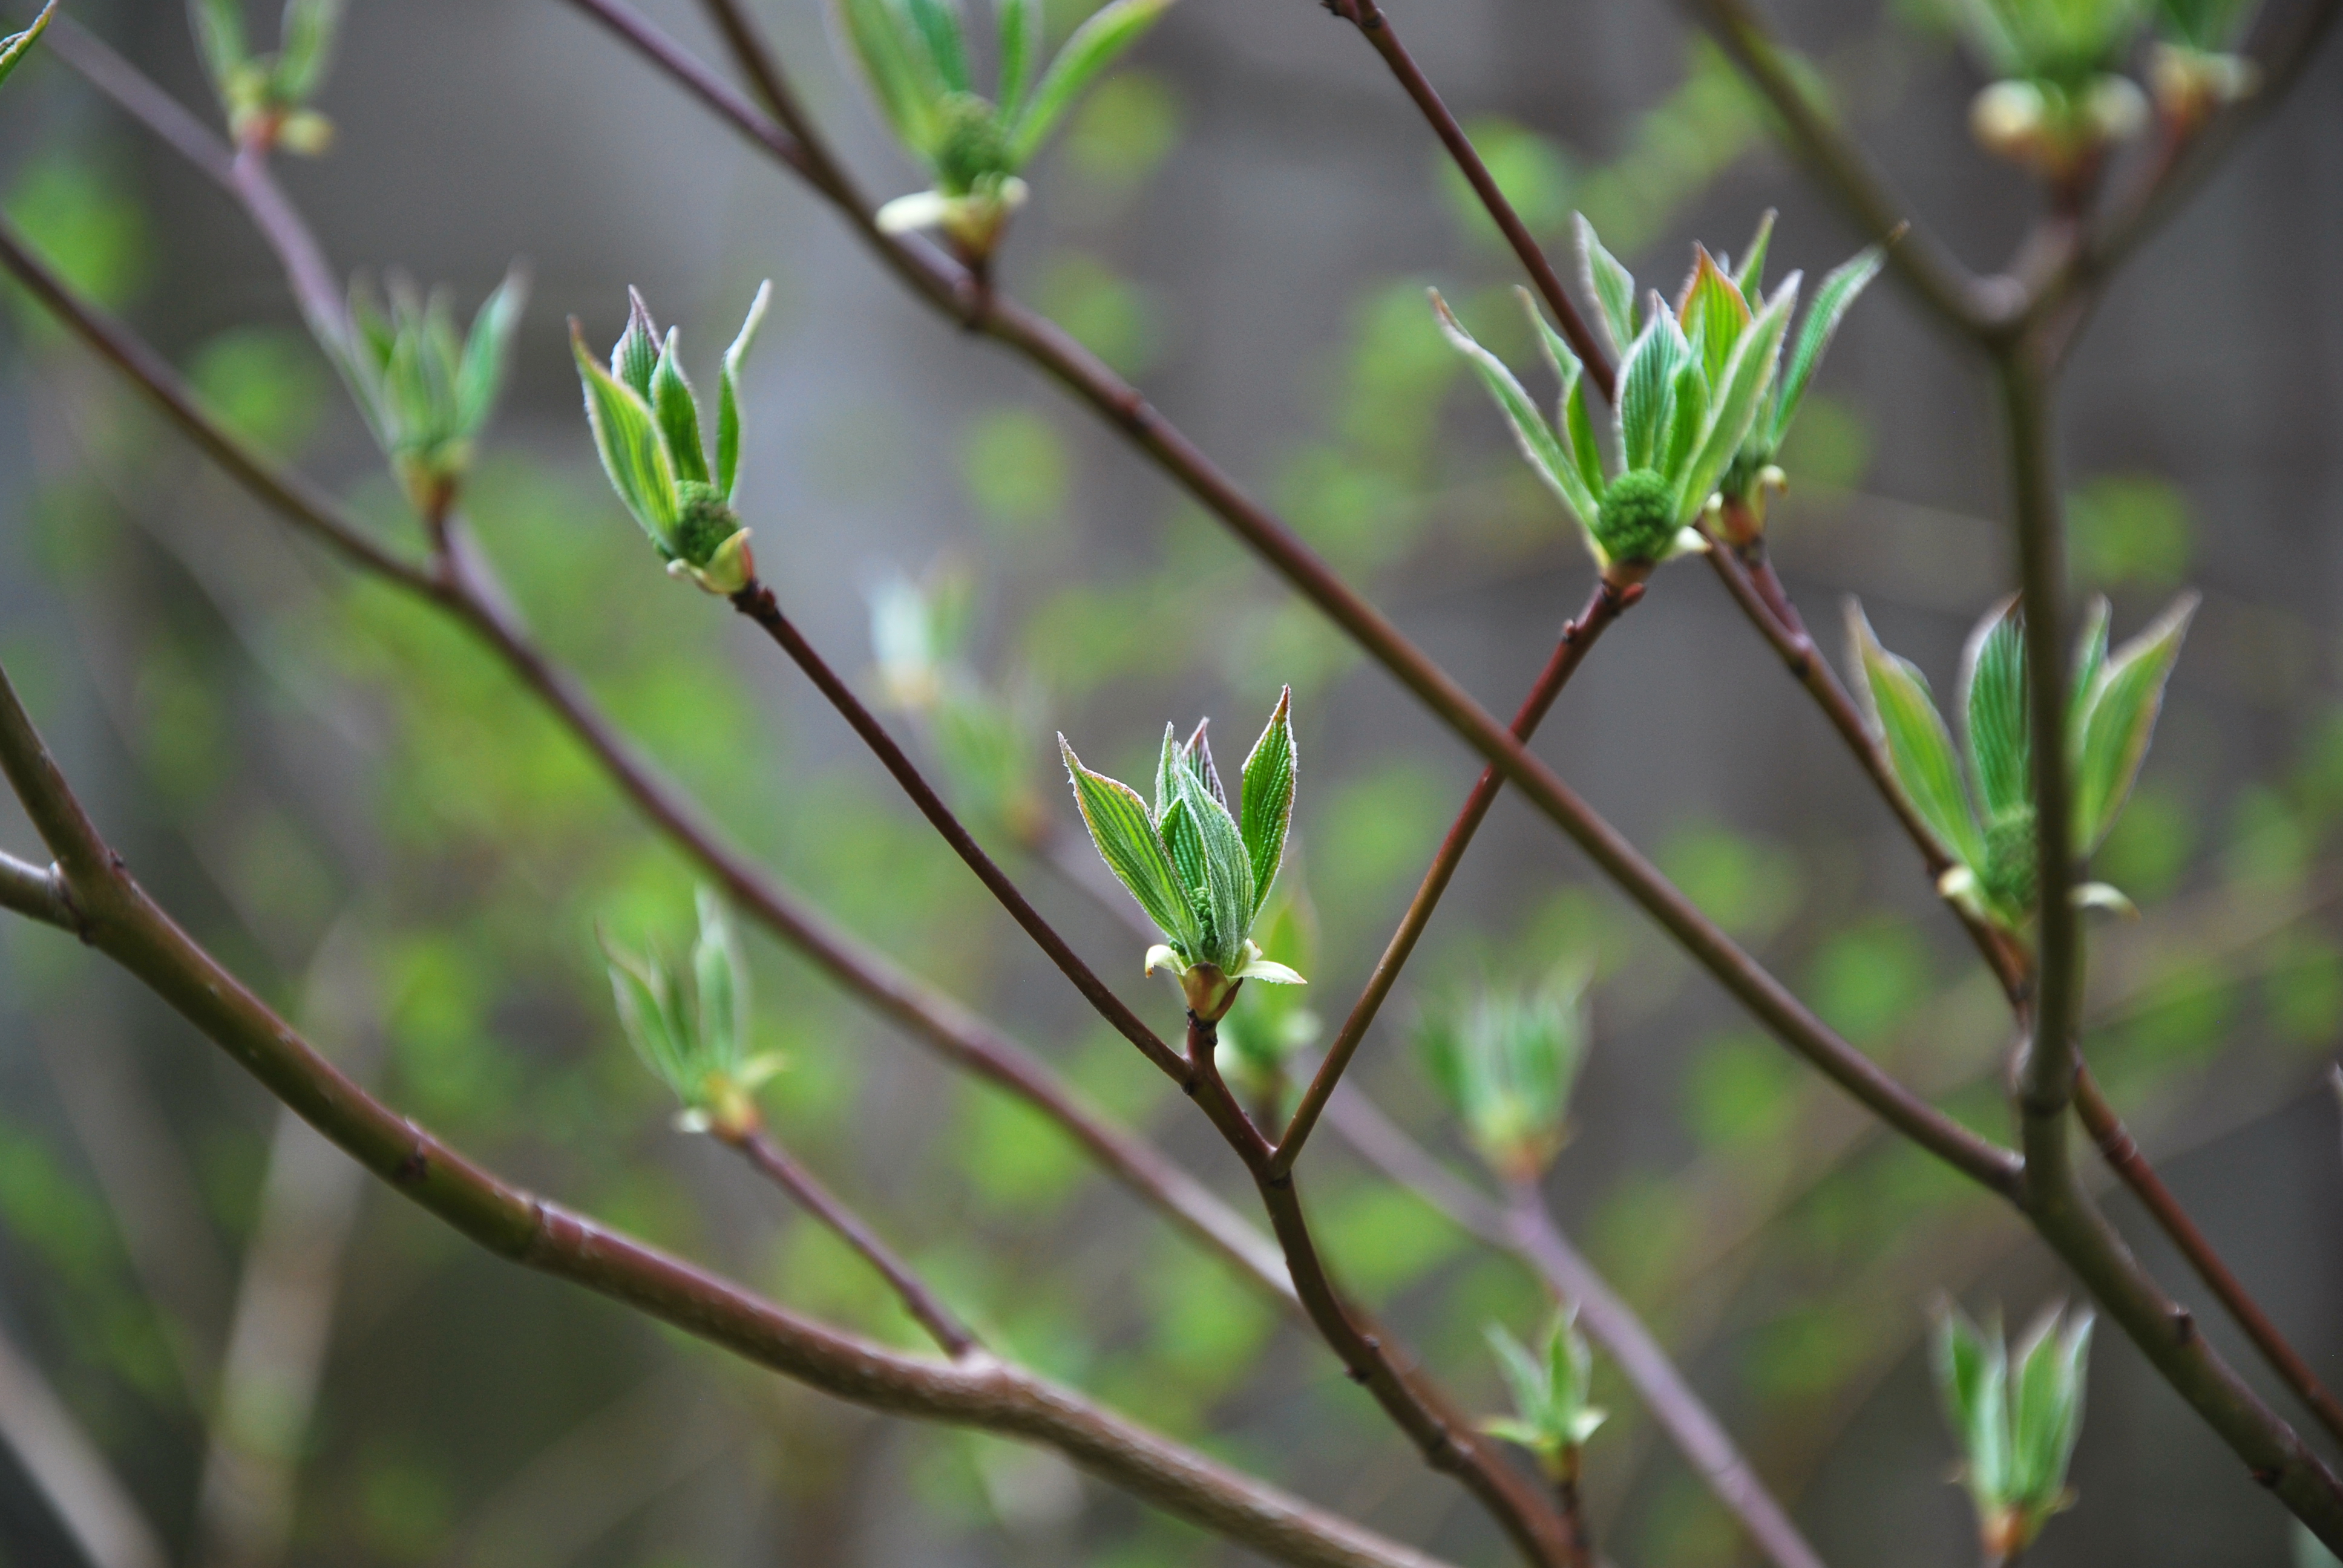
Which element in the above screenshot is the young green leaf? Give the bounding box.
[1932,1302,2011,1501]
[1674,281,1794,524]
[1658,356,1708,491]
[1430,290,1599,534]
[831,0,945,153]
[2069,595,2110,735]
[1060,736,1199,955]
[455,265,528,437]
[1679,246,1751,393]
[1961,597,2031,822]
[650,328,710,485]
[1575,214,1637,357]
[612,288,661,399]
[997,0,1043,122]
[903,0,971,94]
[0,1,56,93]
[274,0,347,103]
[574,325,679,541]
[1771,245,1882,445]
[606,941,690,1098]
[716,280,773,501]
[2073,592,2197,852]
[1009,0,1175,166]
[1174,756,1256,970]
[1847,601,1985,867]
[1616,305,1683,474]
[1732,208,1775,296]
[189,0,247,93]
[692,887,747,1067]
[1238,688,1296,915]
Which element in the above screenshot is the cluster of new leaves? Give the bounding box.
[189,0,344,153]
[836,0,1173,256]
[1418,966,1589,1184]
[336,270,527,514]
[603,889,782,1138]
[0,1,52,95]
[868,566,1048,843]
[1059,693,1302,1016]
[1435,215,1870,577]
[1932,1301,2097,1561]
[1849,593,2196,932]
[1481,1308,1607,1481]
[574,285,773,594]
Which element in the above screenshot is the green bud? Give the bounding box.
[1594,468,1678,566]
[934,93,1012,195]
[673,481,740,566]
[1982,808,2037,916]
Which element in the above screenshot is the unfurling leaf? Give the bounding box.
[1429,290,1598,535]
[1770,244,1883,446]
[1239,687,1296,914]
[650,328,710,485]
[1933,1298,2092,1561]
[718,279,773,501]
[1011,0,1175,165]
[574,325,679,543]
[1847,601,1984,867]
[1575,213,1637,357]
[603,890,779,1134]
[1481,1308,1605,1480]
[1060,736,1198,956]
[2073,592,2197,852]
[1961,596,2031,823]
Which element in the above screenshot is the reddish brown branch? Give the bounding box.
[1327,0,1614,400]
[723,1127,980,1359]
[1277,578,1636,1174]
[2075,1065,2343,1446]
[730,581,1188,1085]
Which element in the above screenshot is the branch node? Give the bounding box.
[2254,1465,2284,1489]
[2172,1305,2196,1344]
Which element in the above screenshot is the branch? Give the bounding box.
[1326,0,1614,400]
[729,583,1187,1085]
[1683,0,2010,338]
[1183,1018,1576,1568]
[1320,1091,1829,1568]
[1277,578,1636,1175]
[2075,1065,2343,1446]
[722,1127,980,1359]
[1996,345,2343,1549]
[0,223,1294,1314]
[0,662,1451,1568]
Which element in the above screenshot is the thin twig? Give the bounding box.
[1185,1017,1578,1568]
[0,848,74,930]
[1326,0,1614,399]
[729,582,1188,1085]
[1277,578,1636,1174]
[0,662,1451,1568]
[722,1127,980,1359]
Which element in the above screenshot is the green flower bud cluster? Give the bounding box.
[1060,691,1303,1021]
[189,0,345,154]
[1432,215,1876,578]
[573,284,772,595]
[838,0,1176,261]
[338,268,526,516]
[1849,592,2198,934]
[1932,1301,2095,1563]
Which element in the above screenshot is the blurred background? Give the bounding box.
[1,0,2339,1564]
